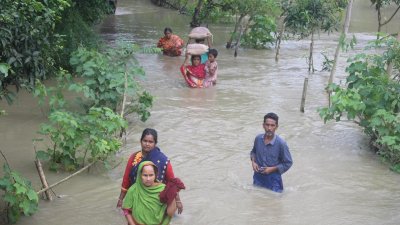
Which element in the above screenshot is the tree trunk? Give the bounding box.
[35,159,53,201]
[190,0,204,28]
[234,24,244,57]
[386,32,400,77]
[308,32,314,73]
[275,21,286,62]
[328,0,354,85]
[226,14,245,49]
[377,8,382,39]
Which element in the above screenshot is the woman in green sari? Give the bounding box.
[122,161,177,225]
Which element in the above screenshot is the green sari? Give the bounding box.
[122,161,170,225]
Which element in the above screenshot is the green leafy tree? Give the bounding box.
[223,0,280,52]
[370,0,400,37]
[0,151,38,224]
[0,0,69,102]
[319,36,400,171]
[284,0,347,72]
[37,107,127,171]
[69,44,156,120]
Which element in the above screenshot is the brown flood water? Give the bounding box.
[2,0,400,224]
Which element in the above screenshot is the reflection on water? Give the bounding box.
[2,0,400,224]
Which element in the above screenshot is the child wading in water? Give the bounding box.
[204,48,218,87]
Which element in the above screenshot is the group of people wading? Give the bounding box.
[157,27,218,88]
[116,26,293,225]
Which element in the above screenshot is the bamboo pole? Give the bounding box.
[308,32,314,73]
[328,0,354,85]
[300,77,309,113]
[34,159,53,201]
[37,161,96,195]
[120,69,128,118]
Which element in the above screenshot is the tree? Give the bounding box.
[190,0,205,27]
[223,0,280,54]
[0,0,69,103]
[284,0,347,72]
[328,0,354,85]
[275,0,293,62]
[370,0,400,38]
[319,36,400,172]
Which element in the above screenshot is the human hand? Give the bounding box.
[251,161,259,172]
[260,166,275,174]
[176,201,183,214]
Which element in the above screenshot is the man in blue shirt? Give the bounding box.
[250,112,293,193]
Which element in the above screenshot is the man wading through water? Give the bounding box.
[250,112,293,192]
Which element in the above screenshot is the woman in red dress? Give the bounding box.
[180,53,206,88]
[157,27,184,56]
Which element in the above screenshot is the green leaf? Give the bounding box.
[36,150,50,161]
[26,189,39,202]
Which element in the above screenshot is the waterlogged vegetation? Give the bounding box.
[0,162,38,224]
[319,36,400,172]
[1,0,400,224]
[1,0,156,223]
[153,0,400,173]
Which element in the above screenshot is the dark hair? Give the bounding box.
[264,112,279,125]
[208,48,218,58]
[195,38,205,43]
[191,55,201,61]
[164,27,172,34]
[140,128,158,144]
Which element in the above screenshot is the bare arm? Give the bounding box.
[166,199,177,217]
[117,191,127,207]
[125,213,136,225]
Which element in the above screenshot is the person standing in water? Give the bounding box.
[117,128,183,214]
[204,48,218,87]
[157,27,184,56]
[250,112,293,193]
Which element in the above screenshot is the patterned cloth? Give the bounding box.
[122,161,171,225]
[157,34,184,56]
[204,60,218,87]
[121,148,174,192]
[180,63,206,88]
[129,147,169,185]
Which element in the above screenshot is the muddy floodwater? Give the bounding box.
[2,0,400,224]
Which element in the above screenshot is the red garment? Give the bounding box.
[121,151,175,192]
[157,34,184,56]
[159,178,185,205]
[180,64,206,88]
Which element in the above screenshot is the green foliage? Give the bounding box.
[0,0,70,102]
[321,52,334,71]
[71,0,114,24]
[33,69,73,112]
[125,91,154,122]
[339,34,358,52]
[0,164,39,224]
[0,62,16,105]
[285,0,346,38]
[69,44,154,120]
[53,8,103,70]
[37,107,127,171]
[319,36,400,170]
[242,15,277,49]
